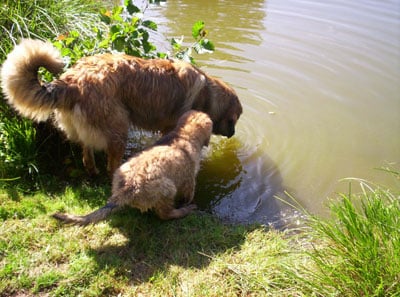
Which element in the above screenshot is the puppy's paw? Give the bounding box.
[187,204,197,211]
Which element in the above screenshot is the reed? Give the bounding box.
[293,176,400,296]
[0,0,100,55]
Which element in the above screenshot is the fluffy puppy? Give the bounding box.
[1,39,242,175]
[52,110,212,224]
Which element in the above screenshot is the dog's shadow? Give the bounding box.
[83,137,295,284]
[87,209,255,284]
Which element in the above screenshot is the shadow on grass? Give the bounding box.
[76,139,284,284]
[88,209,256,284]
[1,128,290,288]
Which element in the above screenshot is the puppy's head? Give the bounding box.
[177,110,213,147]
[212,93,242,138]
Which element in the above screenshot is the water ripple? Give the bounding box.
[141,0,400,225]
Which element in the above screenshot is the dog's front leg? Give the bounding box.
[82,146,99,176]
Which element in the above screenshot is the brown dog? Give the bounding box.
[53,110,212,224]
[1,39,242,175]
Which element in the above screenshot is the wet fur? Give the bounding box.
[1,39,242,175]
[53,110,212,225]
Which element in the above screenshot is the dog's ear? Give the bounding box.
[226,119,235,138]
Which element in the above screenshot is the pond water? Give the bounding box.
[132,0,400,227]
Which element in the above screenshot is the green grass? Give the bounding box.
[0,112,38,185]
[0,0,104,185]
[0,172,399,296]
[0,0,101,56]
[295,179,400,296]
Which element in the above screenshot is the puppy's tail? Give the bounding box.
[52,202,120,226]
[1,38,66,121]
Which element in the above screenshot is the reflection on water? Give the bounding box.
[195,138,300,228]
[130,0,400,226]
[195,139,244,209]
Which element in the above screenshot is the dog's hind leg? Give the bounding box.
[144,178,194,220]
[154,186,197,220]
[181,177,195,204]
[82,146,99,175]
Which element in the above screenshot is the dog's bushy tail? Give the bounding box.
[1,38,65,121]
[52,202,119,226]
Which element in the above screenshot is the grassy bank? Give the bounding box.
[0,174,399,296]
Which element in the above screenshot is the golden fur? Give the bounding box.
[53,110,212,224]
[1,39,242,175]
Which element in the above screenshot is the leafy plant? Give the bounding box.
[172,20,215,64]
[53,0,215,67]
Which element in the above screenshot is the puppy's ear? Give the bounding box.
[203,136,210,147]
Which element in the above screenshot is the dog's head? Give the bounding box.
[212,91,242,138]
[177,110,213,147]
[190,71,243,138]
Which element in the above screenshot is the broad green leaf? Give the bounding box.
[143,40,156,53]
[200,39,215,51]
[127,48,141,57]
[65,37,75,46]
[69,31,80,38]
[140,30,150,42]
[110,24,122,35]
[125,0,140,14]
[112,6,124,22]
[112,36,126,52]
[157,52,168,59]
[142,20,157,31]
[192,20,205,39]
[131,16,140,26]
[130,30,139,39]
[53,41,62,50]
[98,39,109,49]
[60,48,72,57]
